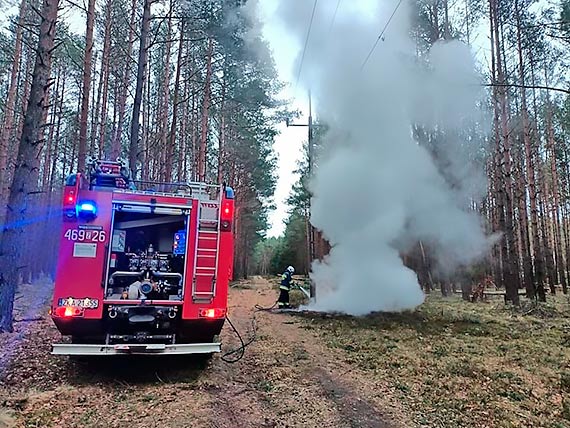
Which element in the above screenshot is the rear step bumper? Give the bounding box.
[52,342,221,356]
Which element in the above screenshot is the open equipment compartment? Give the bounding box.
[104,204,190,302]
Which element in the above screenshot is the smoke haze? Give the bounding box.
[272,0,491,315]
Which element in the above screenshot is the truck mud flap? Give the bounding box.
[51,342,221,356]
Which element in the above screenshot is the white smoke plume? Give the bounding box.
[271,0,491,315]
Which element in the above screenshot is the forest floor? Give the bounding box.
[0,277,569,428]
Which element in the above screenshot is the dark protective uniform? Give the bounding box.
[277,270,293,309]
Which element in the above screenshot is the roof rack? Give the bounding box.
[86,158,222,202]
[122,180,221,202]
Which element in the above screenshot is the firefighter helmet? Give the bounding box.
[287,266,295,274]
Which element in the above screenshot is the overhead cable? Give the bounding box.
[329,0,342,32]
[296,0,319,87]
[361,0,404,71]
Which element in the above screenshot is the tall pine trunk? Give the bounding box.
[130,0,152,179]
[159,6,173,181]
[167,19,185,182]
[541,174,557,294]
[545,97,567,294]
[218,75,227,185]
[0,0,26,198]
[78,0,96,172]
[0,0,60,333]
[528,52,546,300]
[88,50,100,157]
[491,0,519,304]
[112,0,137,159]
[198,38,213,182]
[516,150,533,298]
[515,1,541,300]
[98,0,113,159]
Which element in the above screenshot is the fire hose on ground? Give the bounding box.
[222,281,312,363]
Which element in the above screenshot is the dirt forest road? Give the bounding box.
[0,277,409,428]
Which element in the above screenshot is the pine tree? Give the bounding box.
[0,0,61,333]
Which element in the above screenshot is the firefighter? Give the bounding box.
[277,266,295,309]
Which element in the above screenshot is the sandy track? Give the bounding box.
[0,277,408,428]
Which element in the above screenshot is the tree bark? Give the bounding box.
[166,19,185,182]
[198,38,213,182]
[49,70,66,193]
[515,1,541,300]
[528,51,546,301]
[218,73,227,185]
[432,0,440,41]
[516,149,533,298]
[191,82,197,181]
[77,0,96,173]
[0,0,26,193]
[130,0,152,179]
[491,0,520,304]
[142,46,152,181]
[98,0,113,159]
[159,6,173,181]
[178,67,189,181]
[564,148,570,293]
[443,0,450,39]
[111,0,137,159]
[545,94,567,294]
[540,175,557,294]
[89,50,100,158]
[42,69,61,190]
[0,0,60,333]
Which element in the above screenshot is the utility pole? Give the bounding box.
[286,91,317,301]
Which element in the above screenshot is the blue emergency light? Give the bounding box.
[76,201,97,219]
[225,186,235,199]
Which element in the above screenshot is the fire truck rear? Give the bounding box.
[50,159,234,356]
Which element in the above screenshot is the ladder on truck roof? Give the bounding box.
[127,180,221,201]
[192,192,222,301]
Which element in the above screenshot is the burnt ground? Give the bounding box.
[0,277,407,428]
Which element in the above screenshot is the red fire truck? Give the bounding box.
[50,159,234,355]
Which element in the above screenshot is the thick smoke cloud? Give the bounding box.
[273,0,490,315]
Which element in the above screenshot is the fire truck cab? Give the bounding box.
[50,159,234,356]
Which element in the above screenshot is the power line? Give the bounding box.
[296,0,319,87]
[360,0,404,71]
[329,0,342,32]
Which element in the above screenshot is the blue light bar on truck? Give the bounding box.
[76,201,97,219]
[225,186,234,199]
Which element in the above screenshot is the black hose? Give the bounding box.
[220,299,280,363]
[220,279,312,362]
[220,314,256,363]
[254,301,278,311]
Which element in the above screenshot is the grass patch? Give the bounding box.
[292,347,310,361]
[562,397,570,420]
[303,294,570,428]
[561,372,570,393]
[257,380,274,393]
